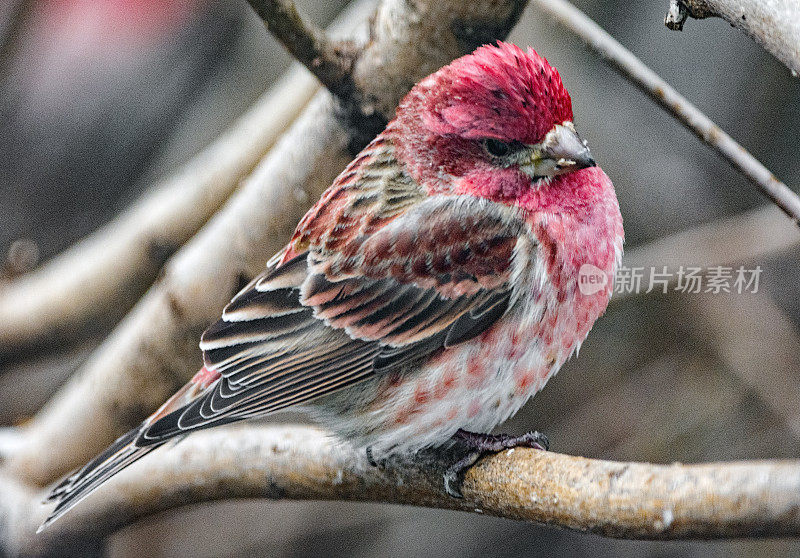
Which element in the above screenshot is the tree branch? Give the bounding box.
[1,92,353,486]
[664,0,800,76]
[0,0,530,487]
[1,2,797,550]
[0,66,319,357]
[2,425,800,556]
[246,0,359,101]
[532,0,800,225]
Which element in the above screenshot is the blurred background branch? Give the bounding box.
[0,66,318,358]
[1,0,799,555]
[617,204,800,304]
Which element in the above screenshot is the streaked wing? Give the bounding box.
[139,195,527,445]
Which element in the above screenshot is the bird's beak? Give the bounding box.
[520,122,596,179]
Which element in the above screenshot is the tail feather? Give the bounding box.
[44,429,138,503]
[39,368,219,531]
[38,428,160,532]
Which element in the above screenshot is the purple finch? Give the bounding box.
[42,42,623,528]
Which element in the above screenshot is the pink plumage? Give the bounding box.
[41,42,623,528]
[419,42,573,145]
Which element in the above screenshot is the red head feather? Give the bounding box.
[391,42,579,200]
[416,42,573,145]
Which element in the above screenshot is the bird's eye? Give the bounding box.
[483,138,511,158]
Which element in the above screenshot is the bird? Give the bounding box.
[40,41,623,530]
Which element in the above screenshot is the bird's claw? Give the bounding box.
[452,429,549,452]
[443,429,549,498]
[444,452,481,498]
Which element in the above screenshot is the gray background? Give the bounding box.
[1,0,799,556]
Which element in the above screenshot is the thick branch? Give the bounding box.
[0,0,530,487]
[0,66,319,357]
[3,425,800,556]
[664,0,800,76]
[246,0,358,100]
[532,0,800,224]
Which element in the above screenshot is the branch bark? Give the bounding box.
[246,0,358,100]
[664,0,800,76]
[532,0,800,225]
[0,65,319,357]
[2,425,800,557]
[0,0,530,487]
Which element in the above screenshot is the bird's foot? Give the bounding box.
[443,429,549,498]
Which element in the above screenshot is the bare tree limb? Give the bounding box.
[1,92,353,486]
[246,0,358,101]
[532,0,800,225]
[0,0,530,487]
[0,66,319,357]
[0,2,797,550]
[2,425,800,556]
[664,0,800,76]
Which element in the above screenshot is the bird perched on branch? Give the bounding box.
[41,41,623,529]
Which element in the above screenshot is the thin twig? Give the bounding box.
[664,0,800,76]
[532,0,800,225]
[246,0,358,101]
[3,425,800,556]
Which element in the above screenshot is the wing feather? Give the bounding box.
[142,197,525,441]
